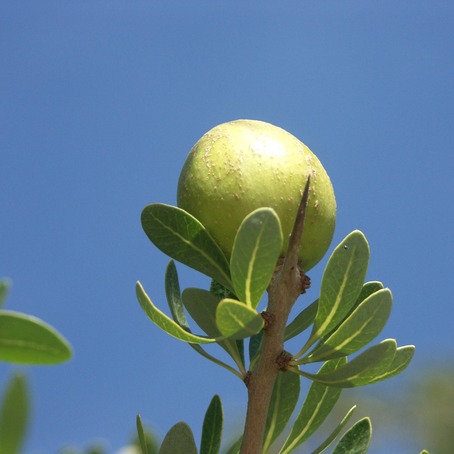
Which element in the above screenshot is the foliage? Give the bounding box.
[0,278,72,454]
[136,204,418,453]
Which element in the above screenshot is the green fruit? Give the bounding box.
[177,120,336,272]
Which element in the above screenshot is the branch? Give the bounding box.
[240,177,311,454]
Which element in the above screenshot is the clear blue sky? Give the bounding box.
[1,2,453,453]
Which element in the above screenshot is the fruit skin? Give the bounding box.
[177,120,336,272]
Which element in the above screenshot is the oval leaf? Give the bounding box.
[159,422,197,454]
[141,204,232,290]
[216,299,264,340]
[200,395,223,454]
[285,300,318,342]
[136,282,216,344]
[368,345,415,384]
[306,289,393,362]
[332,417,372,454]
[300,339,397,388]
[314,231,370,338]
[230,208,283,308]
[263,369,300,453]
[0,311,72,365]
[279,358,346,454]
[0,374,29,454]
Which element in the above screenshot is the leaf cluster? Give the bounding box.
[137,203,416,453]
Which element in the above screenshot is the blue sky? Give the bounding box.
[1,2,453,453]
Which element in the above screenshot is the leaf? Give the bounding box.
[0,311,72,364]
[300,339,397,388]
[159,422,197,454]
[368,345,415,383]
[284,300,318,341]
[200,395,223,454]
[225,435,242,454]
[263,370,300,453]
[306,289,393,362]
[279,358,346,454]
[249,330,263,364]
[216,299,264,340]
[136,414,149,454]
[0,374,29,454]
[331,417,372,454]
[0,279,10,308]
[141,204,232,290]
[313,231,370,339]
[230,208,282,308]
[137,282,216,344]
[165,261,190,330]
[182,288,245,372]
[310,406,357,454]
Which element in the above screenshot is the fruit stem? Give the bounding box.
[240,178,311,454]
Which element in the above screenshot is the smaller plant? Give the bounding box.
[135,120,421,453]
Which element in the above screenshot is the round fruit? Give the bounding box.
[177,119,336,272]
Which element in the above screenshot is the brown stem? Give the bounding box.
[240,178,311,454]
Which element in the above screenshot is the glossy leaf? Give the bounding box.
[159,422,197,454]
[0,374,29,454]
[331,417,372,454]
[137,282,216,344]
[300,339,397,388]
[200,395,223,454]
[141,204,232,290]
[313,231,370,339]
[136,414,149,454]
[230,208,282,308]
[310,406,357,454]
[263,369,300,453]
[368,345,415,383]
[216,298,264,340]
[279,358,346,454]
[306,289,393,362]
[0,311,72,364]
[0,280,10,308]
[284,300,318,341]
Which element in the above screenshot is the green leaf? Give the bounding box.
[137,282,216,344]
[0,311,72,364]
[0,280,10,308]
[313,231,370,339]
[141,204,232,290]
[331,417,372,454]
[249,330,263,364]
[230,208,282,308]
[284,300,318,341]
[310,406,357,454]
[263,370,300,453]
[182,288,245,373]
[225,435,242,454]
[200,395,223,454]
[279,358,346,454]
[368,345,415,383]
[306,289,393,362]
[216,299,264,340]
[165,261,190,330]
[0,374,29,454]
[136,414,149,454]
[159,422,197,454]
[300,339,397,388]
